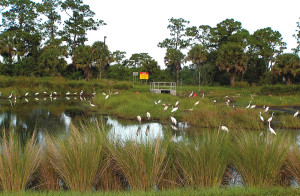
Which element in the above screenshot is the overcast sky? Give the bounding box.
[3,0,298,68]
[83,0,300,68]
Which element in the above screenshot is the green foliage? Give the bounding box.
[259,85,300,95]
[273,53,300,85]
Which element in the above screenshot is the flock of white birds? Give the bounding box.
[1,90,299,136]
[137,92,299,136]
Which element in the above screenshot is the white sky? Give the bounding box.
[1,0,299,68]
[84,0,300,68]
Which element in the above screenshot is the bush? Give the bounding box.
[259,85,300,95]
[234,81,250,88]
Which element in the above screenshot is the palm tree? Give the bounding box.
[216,42,248,86]
[186,44,207,68]
[273,53,300,85]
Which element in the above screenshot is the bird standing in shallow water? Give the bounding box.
[146,112,151,120]
[137,115,142,123]
[294,111,299,118]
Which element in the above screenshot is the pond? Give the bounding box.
[0,97,299,188]
[0,97,190,143]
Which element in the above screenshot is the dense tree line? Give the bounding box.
[0,0,299,86]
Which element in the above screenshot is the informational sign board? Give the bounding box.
[133,72,138,76]
[140,72,149,79]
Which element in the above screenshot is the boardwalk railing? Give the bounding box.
[150,82,176,95]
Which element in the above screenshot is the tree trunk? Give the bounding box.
[287,76,292,85]
[176,63,180,85]
[230,72,235,87]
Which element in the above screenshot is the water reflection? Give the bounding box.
[106,116,164,142]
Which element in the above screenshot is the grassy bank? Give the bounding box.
[0,122,298,193]
[0,76,299,130]
[2,187,299,195]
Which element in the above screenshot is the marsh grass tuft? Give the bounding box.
[109,136,168,191]
[0,132,41,191]
[46,122,106,192]
[176,131,230,188]
[230,132,291,187]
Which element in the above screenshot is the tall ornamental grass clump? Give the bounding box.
[46,123,106,192]
[285,144,300,184]
[176,131,230,188]
[109,136,168,191]
[0,133,41,191]
[230,132,291,187]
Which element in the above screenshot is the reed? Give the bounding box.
[230,132,291,187]
[176,131,230,188]
[108,136,168,191]
[45,123,105,192]
[0,133,41,191]
[285,144,300,184]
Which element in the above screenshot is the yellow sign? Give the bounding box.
[140,72,149,79]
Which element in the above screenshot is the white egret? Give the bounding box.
[170,116,177,125]
[81,90,84,96]
[213,100,216,103]
[105,95,109,99]
[189,91,193,97]
[202,92,205,98]
[194,100,199,106]
[259,112,264,122]
[74,92,77,95]
[171,107,178,113]
[114,92,119,95]
[146,111,151,120]
[53,92,57,95]
[35,98,39,101]
[157,100,161,104]
[220,125,229,133]
[154,101,157,105]
[25,98,28,102]
[267,112,274,123]
[246,101,251,109]
[43,91,47,94]
[66,91,70,95]
[88,101,95,107]
[35,92,39,96]
[264,106,269,113]
[163,105,169,112]
[43,98,47,101]
[137,115,142,123]
[25,92,29,96]
[8,91,13,99]
[294,111,299,118]
[268,122,276,135]
[66,97,70,100]
[175,101,179,107]
[250,105,256,109]
[103,92,106,96]
[49,92,53,97]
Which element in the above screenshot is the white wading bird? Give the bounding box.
[170,116,177,125]
[264,106,269,113]
[268,121,276,135]
[137,115,142,123]
[171,107,178,113]
[88,101,95,107]
[146,111,151,120]
[259,112,264,122]
[294,111,299,118]
[267,112,274,123]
